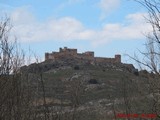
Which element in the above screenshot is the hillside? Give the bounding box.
[19,58,159,120]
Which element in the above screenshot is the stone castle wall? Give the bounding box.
[45,47,121,63]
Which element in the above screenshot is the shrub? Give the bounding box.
[88,79,98,84]
[74,65,80,70]
[132,69,139,76]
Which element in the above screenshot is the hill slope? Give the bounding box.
[20,59,158,120]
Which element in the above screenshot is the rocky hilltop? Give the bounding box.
[21,47,137,74]
[21,55,137,74]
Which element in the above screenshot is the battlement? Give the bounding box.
[45,47,121,63]
[59,47,77,54]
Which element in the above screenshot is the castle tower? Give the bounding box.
[64,47,67,51]
[59,47,62,52]
[45,53,49,60]
[115,54,121,63]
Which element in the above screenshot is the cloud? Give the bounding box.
[8,7,151,47]
[11,6,35,25]
[11,9,93,42]
[91,13,151,46]
[98,0,120,20]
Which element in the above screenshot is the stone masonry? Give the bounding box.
[45,47,121,63]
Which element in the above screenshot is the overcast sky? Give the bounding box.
[0,0,151,64]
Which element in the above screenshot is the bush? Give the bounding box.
[74,65,80,70]
[132,69,139,76]
[88,79,98,84]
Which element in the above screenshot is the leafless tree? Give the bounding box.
[0,16,25,75]
[0,15,37,120]
[126,0,160,118]
[131,0,160,74]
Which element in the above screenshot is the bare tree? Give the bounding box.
[125,0,160,118]
[132,0,160,74]
[0,16,25,75]
[0,15,36,120]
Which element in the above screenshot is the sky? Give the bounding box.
[0,0,151,65]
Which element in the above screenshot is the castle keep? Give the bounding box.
[45,47,121,63]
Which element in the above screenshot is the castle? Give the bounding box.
[45,47,121,63]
